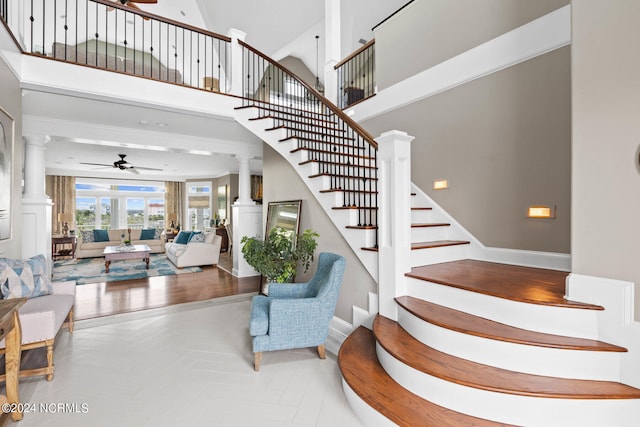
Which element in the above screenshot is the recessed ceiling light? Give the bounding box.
[156,122,168,127]
[139,120,149,125]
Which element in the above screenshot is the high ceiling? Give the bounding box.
[23,0,407,181]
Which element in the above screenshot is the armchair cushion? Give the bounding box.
[249,295,270,336]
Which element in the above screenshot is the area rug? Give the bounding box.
[52,254,202,285]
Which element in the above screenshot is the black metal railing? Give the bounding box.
[241,40,379,244]
[335,39,375,109]
[23,0,230,92]
[0,0,7,23]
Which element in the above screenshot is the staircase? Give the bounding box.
[339,260,640,426]
[231,39,640,426]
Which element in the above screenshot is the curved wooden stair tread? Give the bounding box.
[338,326,514,427]
[234,103,332,118]
[406,260,603,310]
[299,159,376,170]
[395,296,626,352]
[412,222,450,228]
[412,240,470,250]
[290,147,374,160]
[374,315,640,399]
[363,240,470,252]
[250,114,339,127]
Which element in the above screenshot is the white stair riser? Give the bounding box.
[342,379,395,427]
[377,344,640,427]
[406,278,599,339]
[410,225,451,242]
[398,306,623,381]
[410,244,470,267]
[410,209,434,223]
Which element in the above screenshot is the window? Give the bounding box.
[187,182,212,231]
[75,178,165,231]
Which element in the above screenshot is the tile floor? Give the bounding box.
[10,296,363,427]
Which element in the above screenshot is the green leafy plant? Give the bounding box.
[241,227,319,283]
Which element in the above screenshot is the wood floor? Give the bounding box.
[74,252,261,321]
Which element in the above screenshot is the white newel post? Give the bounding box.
[22,136,53,274]
[324,0,341,106]
[376,130,414,320]
[227,28,247,98]
[232,155,262,277]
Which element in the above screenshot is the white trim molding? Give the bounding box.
[349,5,571,122]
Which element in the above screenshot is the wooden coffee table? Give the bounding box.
[103,244,151,273]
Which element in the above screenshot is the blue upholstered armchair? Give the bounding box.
[249,252,346,371]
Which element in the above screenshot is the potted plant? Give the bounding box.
[241,227,319,284]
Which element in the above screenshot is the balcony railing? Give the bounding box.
[241,41,379,240]
[20,0,230,92]
[335,39,375,109]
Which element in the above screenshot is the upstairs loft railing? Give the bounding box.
[335,39,375,109]
[20,0,230,92]
[240,40,379,242]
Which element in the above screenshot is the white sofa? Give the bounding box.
[0,280,75,382]
[76,228,164,258]
[165,231,222,268]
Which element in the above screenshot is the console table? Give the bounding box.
[0,298,26,421]
[52,235,77,260]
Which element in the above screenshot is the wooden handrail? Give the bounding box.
[239,39,378,150]
[91,0,231,42]
[334,39,375,70]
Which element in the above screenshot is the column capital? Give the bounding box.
[23,136,50,147]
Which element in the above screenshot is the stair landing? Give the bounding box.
[406,259,602,310]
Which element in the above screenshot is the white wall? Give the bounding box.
[571,0,640,318]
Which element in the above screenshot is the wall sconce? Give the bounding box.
[527,205,556,219]
[433,180,449,190]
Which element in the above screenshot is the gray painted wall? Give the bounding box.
[375,0,569,91]
[262,144,376,322]
[362,46,571,253]
[571,1,640,317]
[0,55,23,259]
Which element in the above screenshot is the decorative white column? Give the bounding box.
[21,137,53,273]
[231,155,262,277]
[235,155,255,206]
[324,0,341,105]
[231,203,262,278]
[376,130,414,320]
[227,28,247,98]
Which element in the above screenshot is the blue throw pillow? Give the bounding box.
[188,231,203,243]
[174,231,192,244]
[93,229,110,242]
[140,228,156,240]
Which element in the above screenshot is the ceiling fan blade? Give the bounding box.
[126,167,140,175]
[80,162,113,167]
[131,166,163,171]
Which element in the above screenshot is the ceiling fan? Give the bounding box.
[108,0,157,14]
[80,154,163,175]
